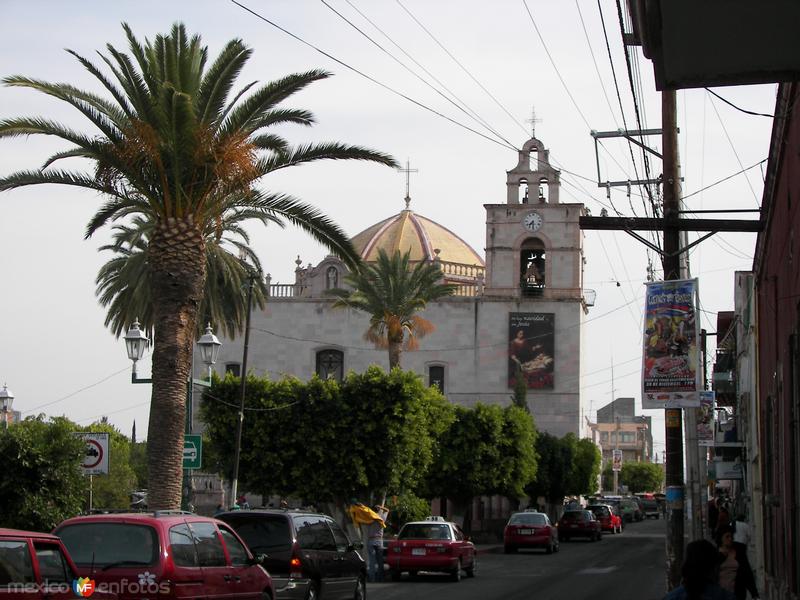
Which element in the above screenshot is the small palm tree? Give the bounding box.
[0,23,397,509]
[328,249,456,369]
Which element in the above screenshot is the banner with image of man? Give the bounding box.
[642,279,701,408]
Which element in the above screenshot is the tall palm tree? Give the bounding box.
[95,209,269,341]
[328,248,456,369]
[0,23,397,509]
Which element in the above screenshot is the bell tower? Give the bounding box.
[483,135,585,301]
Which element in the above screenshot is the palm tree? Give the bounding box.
[95,210,269,341]
[0,23,397,509]
[328,249,456,369]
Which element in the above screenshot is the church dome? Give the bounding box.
[351,209,484,267]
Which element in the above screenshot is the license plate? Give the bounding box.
[570,524,579,528]
[518,529,533,535]
[412,548,426,556]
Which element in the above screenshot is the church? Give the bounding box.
[197,134,593,439]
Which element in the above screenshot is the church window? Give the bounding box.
[518,178,529,204]
[529,147,539,171]
[225,363,241,377]
[601,431,609,443]
[325,266,339,289]
[538,177,549,202]
[316,349,343,382]
[520,240,546,297]
[428,365,445,392]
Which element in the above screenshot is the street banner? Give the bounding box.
[612,449,622,472]
[508,312,555,389]
[642,279,701,408]
[697,391,716,446]
[74,432,110,475]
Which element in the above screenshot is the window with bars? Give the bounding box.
[316,350,343,382]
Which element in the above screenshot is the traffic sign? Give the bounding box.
[74,432,110,475]
[183,435,202,470]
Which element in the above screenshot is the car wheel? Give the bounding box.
[450,559,462,582]
[555,540,560,553]
[305,581,319,600]
[390,570,402,582]
[465,555,477,578]
[353,576,366,600]
[546,541,554,554]
[504,544,517,554]
[409,570,418,578]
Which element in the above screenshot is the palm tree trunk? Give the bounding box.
[146,217,207,510]
[388,342,402,370]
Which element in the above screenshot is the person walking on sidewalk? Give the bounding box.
[365,506,387,583]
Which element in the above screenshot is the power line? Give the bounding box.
[23,364,132,414]
[705,88,775,118]
[229,0,518,152]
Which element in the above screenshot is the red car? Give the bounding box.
[587,504,623,534]
[54,512,274,600]
[557,510,603,542]
[386,517,476,582]
[503,511,559,554]
[0,528,116,600]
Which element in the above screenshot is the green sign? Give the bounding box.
[183,435,202,470]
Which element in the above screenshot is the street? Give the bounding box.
[369,517,669,600]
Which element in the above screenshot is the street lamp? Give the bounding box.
[123,320,222,511]
[124,319,151,384]
[0,383,14,429]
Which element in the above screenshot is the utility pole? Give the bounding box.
[661,89,684,589]
[230,270,256,508]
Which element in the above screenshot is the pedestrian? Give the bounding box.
[663,539,735,600]
[715,502,732,538]
[365,506,387,583]
[708,496,720,537]
[732,512,751,547]
[716,524,760,600]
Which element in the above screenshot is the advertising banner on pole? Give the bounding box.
[612,449,623,472]
[697,391,716,446]
[642,279,701,408]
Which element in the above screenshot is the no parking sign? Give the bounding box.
[74,432,110,475]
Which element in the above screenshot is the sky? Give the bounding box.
[0,1,775,456]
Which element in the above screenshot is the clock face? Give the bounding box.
[523,212,543,232]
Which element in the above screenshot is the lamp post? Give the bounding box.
[123,320,221,510]
[0,383,14,429]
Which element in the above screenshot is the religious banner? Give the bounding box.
[697,391,716,446]
[508,312,555,389]
[642,279,701,408]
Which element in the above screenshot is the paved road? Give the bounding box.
[368,516,670,600]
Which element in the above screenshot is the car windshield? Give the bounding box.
[57,523,158,568]
[588,506,609,517]
[508,513,547,526]
[398,524,451,540]
[220,514,292,552]
[560,511,586,523]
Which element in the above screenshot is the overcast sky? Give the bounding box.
[0,1,774,455]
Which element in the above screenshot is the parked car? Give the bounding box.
[503,511,559,554]
[557,510,602,542]
[54,512,274,600]
[635,494,661,519]
[586,504,623,534]
[386,517,476,582]
[615,498,641,523]
[218,509,366,600]
[0,528,116,600]
[627,497,645,522]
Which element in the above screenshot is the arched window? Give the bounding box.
[538,177,549,202]
[528,147,539,171]
[518,178,529,204]
[316,349,343,381]
[225,363,241,377]
[520,239,546,297]
[325,266,339,289]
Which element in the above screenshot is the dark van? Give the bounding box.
[218,509,365,600]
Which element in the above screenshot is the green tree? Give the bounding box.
[80,422,138,509]
[525,432,575,504]
[511,366,529,412]
[200,366,453,504]
[0,24,396,509]
[0,417,86,531]
[567,437,602,496]
[425,404,537,528]
[620,461,664,493]
[328,248,455,369]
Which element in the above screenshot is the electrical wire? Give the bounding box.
[705,88,774,118]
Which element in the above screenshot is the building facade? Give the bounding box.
[197,135,594,440]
